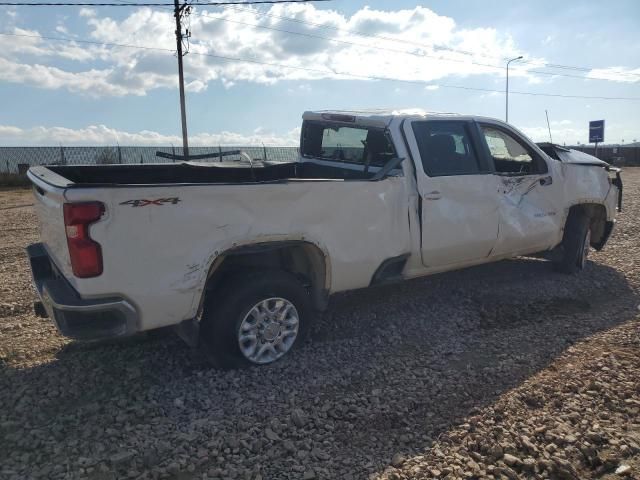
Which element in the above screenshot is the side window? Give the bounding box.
[480,126,547,174]
[412,121,482,176]
[301,122,395,167]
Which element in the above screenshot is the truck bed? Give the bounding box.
[27,161,410,333]
[31,161,373,187]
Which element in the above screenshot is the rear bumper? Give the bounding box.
[26,243,138,340]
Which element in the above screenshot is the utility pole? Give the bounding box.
[174,0,189,159]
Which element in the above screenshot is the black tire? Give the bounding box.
[554,210,591,274]
[199,270,312,369]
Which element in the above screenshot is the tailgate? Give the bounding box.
[28,170,73,280]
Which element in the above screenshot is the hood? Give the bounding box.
[536,142,610,167]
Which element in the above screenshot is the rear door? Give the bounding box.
[403,119,500,268]
[476,123,563,256]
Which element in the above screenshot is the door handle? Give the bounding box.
[423,190,442,200]
[539,176,553,186]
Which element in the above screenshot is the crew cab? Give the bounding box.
[26,110,622,367]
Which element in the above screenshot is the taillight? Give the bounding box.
[63,202,105,278]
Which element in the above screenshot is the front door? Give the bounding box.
[477,123,563,256]
[404,119,500,268]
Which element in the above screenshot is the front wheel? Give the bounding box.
[199,270,312,368]
[554,211,591,274]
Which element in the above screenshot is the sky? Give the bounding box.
[0,0,639,146]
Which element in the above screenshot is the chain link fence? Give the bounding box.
[568,145,640,166]
[0,146,300,175]
[3,144,637,186]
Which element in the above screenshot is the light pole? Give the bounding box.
[505,55,523,123]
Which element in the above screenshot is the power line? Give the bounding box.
[216,4,522,64]
[108,1,640,83]
[0,1,331,6]
[2,31,175,51]
[193,53,640,101]
[6,0,637,79]
[190,9,639,83]
[2,31,639,101]
[209,3,640,79]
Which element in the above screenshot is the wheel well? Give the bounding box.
[567,203,607,248]
[201,241,329,311]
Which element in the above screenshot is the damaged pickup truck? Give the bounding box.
[26,110,622,367]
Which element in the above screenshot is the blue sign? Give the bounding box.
[589,120,605,143]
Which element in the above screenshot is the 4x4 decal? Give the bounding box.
[120,197,181,207]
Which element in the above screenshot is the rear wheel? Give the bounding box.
[554,211,591,274]
[199,270,312,368]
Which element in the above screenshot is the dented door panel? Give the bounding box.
[492,171,564,256]
[473,121,565,257]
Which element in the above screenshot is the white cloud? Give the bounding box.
[185,80,207,93]
[0,4,540,97]
[587,67,640,83]
[0,57,131,96]
[0,28,99,62]
[0,124,300,146]
[521,125,582,144]
[79,8,96,18]
[1,3,637,99]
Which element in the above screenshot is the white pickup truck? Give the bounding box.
[27,110,622,368]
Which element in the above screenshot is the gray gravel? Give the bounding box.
[1,170,639,480]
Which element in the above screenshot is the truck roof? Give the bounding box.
[302,109,501,128]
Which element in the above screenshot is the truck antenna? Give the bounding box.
[545,110,554,145]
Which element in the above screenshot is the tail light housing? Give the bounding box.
[63,202,105,278]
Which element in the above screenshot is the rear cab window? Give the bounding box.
[301,121,397,170]
[411,120,487,177]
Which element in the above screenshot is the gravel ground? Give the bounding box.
[1,171,639,480]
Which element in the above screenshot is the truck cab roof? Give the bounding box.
[302,109,506,128]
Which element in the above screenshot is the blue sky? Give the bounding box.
[0,0,638,146]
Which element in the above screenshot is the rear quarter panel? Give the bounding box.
[64,178,410,331]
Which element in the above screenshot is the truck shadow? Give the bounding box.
[1,257,637,479]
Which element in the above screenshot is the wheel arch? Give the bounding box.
[564,202,609,250]
[198,239,331,314]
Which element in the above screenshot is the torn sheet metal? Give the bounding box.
[491,173,563,257]
[537,142,610,167]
